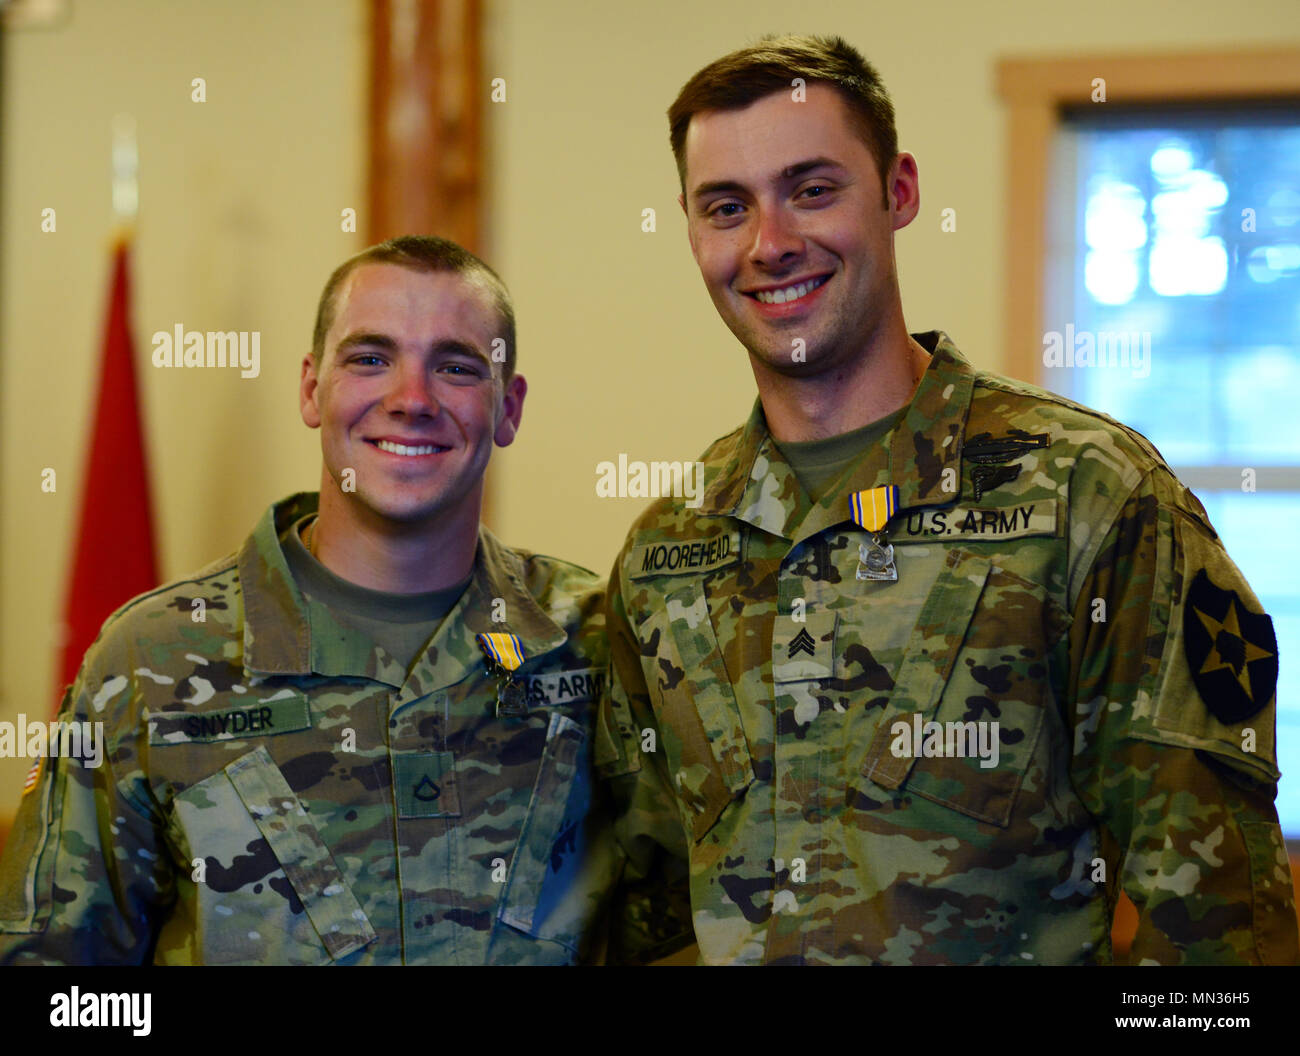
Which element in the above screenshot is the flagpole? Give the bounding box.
[110,112,137,241]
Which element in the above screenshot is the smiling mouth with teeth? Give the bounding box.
[750,275,828,305]
[372,439,447,456]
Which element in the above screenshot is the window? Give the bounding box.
[998,49,1300,846]
[1045,107,1300,835]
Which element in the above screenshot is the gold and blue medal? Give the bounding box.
[476,632,528,718]
[850,485,899,582]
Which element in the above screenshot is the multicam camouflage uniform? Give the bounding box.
[598,331,1299,965]
[0,493,676,964]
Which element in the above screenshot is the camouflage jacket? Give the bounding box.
[598,331,1299,965]
[0,492,653,965]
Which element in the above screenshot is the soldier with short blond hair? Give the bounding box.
[0,235,684,965]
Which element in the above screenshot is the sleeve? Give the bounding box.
[1067,473,1299,965]
[0,673,173,965]
[595,553,695,964]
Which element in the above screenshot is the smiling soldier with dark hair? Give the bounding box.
[597,35,1299,965]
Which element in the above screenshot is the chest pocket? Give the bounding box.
[859,549,1070,827]
[495,711,596,958]
[639,581,755,842]
[167,746,376,964]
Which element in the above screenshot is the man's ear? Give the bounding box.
[300,353,322,428]
[889,152,920,232]
[494,373,527,447]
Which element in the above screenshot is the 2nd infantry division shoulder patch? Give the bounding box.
[1183,568,1278,724]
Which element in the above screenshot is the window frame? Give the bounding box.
[996,47,1300,382]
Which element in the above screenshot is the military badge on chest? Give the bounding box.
[850,484,899,581]
[963,429,1049,500]
[476,632,528,719]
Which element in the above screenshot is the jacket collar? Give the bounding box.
[239,493,567,691]
[696,332,975,546]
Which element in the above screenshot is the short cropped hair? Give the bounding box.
[312,235,516,378]
[668,34,898,208]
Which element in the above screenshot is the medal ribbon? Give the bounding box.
[849,485,898,533]
[478,633,528,719]
[476,632,525,673]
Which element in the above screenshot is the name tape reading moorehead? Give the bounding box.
[630,532,741,578]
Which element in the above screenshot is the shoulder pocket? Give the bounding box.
[0,754,64,933]
[1139,507,1280,782]
[860,549,1068,827]
[640,581,754,842]
[169,745,375,964]
[0,688,78,935]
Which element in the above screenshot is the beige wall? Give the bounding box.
[485,0,1300,575]
[3,0,1298,822]
[0,0,366,810]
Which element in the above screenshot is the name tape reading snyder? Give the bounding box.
[145,672,603,748]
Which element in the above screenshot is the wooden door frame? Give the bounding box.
[367,0,485,250]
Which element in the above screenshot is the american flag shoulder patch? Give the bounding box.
[21,757,42,797]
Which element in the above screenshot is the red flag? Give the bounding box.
[57,238,159,700]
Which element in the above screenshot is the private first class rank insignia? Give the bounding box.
[476,632,527,719]
[851,485,899,582]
